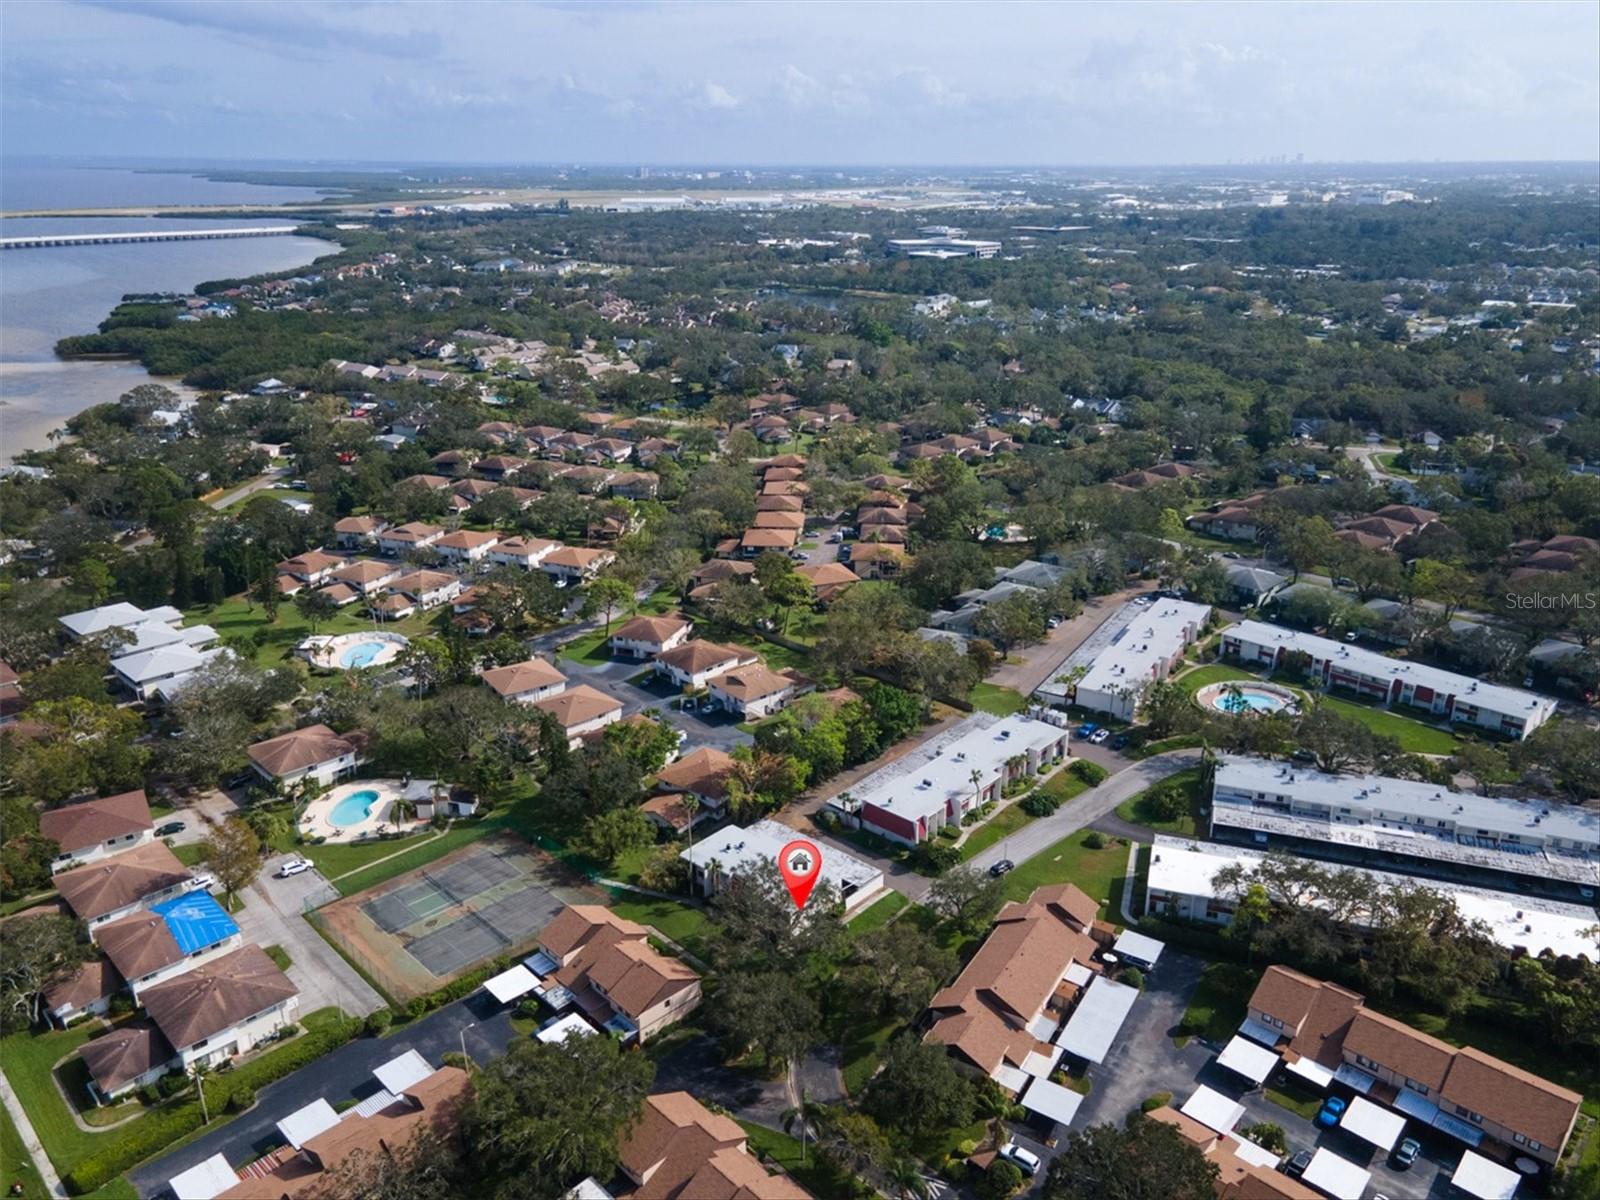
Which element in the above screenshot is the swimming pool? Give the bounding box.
[340,641,389,669]
[1195,680,1299,716]
[329,788,381,828]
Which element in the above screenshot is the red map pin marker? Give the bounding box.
[778,839,822,911]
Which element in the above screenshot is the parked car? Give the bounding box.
[1291,748,1317,763]
[1343,630,1359,642]
[188,873,216,892]
[1087,728,1109,744]
[989,859,1015,877]
[1110,734,1130,750]
[998,1142,1041,1177]
[1391,1137,1421,1170]
[1047,616,1062,629]
[155,820,186,837]
[788,549,807,561]
[276,858,312,878]
[1333,576,1355,588]
[1077,722,1099,736]
[1221,551,1241,560]
[1283,1149,1313,1178]
[1315,1096,1347,1128]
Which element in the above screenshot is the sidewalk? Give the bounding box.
[0,1068,66,1199]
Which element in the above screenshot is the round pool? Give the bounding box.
[1195,680,1300,716]
[328,788,381,828]
[340,641,389,669]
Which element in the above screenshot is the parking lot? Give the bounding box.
[555,649,754,753]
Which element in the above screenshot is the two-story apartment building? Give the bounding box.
[93,890,243,1001]
[705,664,807,720]
[55,841,194,932]
[609,613,692,659]
[530,685,623,748]
[479,658,568,705]
[614,1092,811,1199]
[40,790,155,873]
[1243,966,1582,1168]
[489,535,561,570]
[376,521,445,557]
[541,546,616,584]
[529,906,700,1044]
[1220,620,1558,740]
[850,714,1070,847]
[652,640,759,691]
[433,529,501,565]
[247,723,363,789]
[1060,598,1212,720]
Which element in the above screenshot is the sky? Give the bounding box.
[2,0,1597,166]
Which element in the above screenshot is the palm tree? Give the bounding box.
[682,794,701,862]
[969,768,984,815]
[974,1081,1011,1153]
[781,1090,823,1167]
[885,1157,930,1200]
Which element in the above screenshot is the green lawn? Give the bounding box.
[839,1014,902,1097]
[607,892,714,959]
[1113,767,1207,837]
[1172,664,1262,695]
[968,683,1029,716]
[188,595,440,667]
[1,1104,46,1200]
[1038,769,1091,804]
[172,842,208,868]
[1266,1080,1324,1120]
[329,822,497,896]
[1318,695,1460,754]
[995,830,1128,919]
[846,891,908,932]
[264,944,292,970]
[1177,962,1257,1045]
[737,1120,862,1198]
[559,628,616,666]
[958,803,1038,862]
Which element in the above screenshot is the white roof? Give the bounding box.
[565,1180,616,1200]
[112,642,219,684]
[1064,961,1093,987]
[1019,1076,1085,1127]
[168,1153,238,1200]
[1217,1035,1279,1084]
[1340,1095,1406,1151]
[840,712,1067,828]
[1301,1147,1371,1199]
[681,818,884,896]
[484,963,539,1004]
[277,1097,341,1149]
[1213,758,1597,852]
[1054,975,1139,1064]
[1073,599,1212,701]
[60,601,172,639]
[1228,619,1557,726]
[106,621,188,655]
[372,1049,432,1094]
[1224,1134,1280,1169]
[1148,835,1599,960]
[1021,1046,1063,1078]
[1111,929,1164,966]
[1451,1150,1520,1200]
[538,1013,597,1043]
[1285,1055,1336,1089]
[992,1063,1030,1093]
[1180,1085,1246,1134]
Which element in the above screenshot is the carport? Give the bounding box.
[1216,1034,1278,1086]
[1451,1150,1521,1200]
[1339,1095,1406,1152]
[537,1012,597,1043]
[1301,1147,1371,1199]
[167,1154,237,1200]
[277,1097,340,1149]
[483,963,539,1005]
[1019,1076,1085,1129]
[1111,929,1165,969]
[1285,1053,1336,1090]
[1055,976,1139,1065]
[1180,1084,1246,1135]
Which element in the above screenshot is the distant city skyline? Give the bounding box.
[2,1,1596,166]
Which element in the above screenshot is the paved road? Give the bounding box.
[989,584,1152,698]
[130,991,516,1197]
[652,1033,791,1130]
[238,856,385,1019]
[962,750,1203,878]
[556,652,753,754]
[208,467,291,511]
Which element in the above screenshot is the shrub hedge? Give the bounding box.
[1071,759,1109,786]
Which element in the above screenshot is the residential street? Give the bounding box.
[129,990,517,1198]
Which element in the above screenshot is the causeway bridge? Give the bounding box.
[0,226,300,250]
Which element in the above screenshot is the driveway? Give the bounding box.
[651,1033,792,1130]
[129,990,516,1197]
[556,652,753,754]
[238,855,384,1019]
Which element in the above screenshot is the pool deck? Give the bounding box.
[299,780,429,844]
[298,632,410,672]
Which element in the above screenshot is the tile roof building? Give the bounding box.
[617,1091,811,1199]
[531,684,624,748]
[535,907,701,1043]
[141,944,300,1069]
[56,841,193,929]
[40,789,153,872]
[247,723,362,787]
[479,658,568,704]
[610,613,693,659]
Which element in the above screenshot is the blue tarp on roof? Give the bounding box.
[151,890,239,954]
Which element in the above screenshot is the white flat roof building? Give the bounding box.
[1301,1148,1370,1199]
[372,1049,433,1094]
[1209,758,1600,889]
[1041,599,1211,719]
[1146,834,1600,957]
[278,1097,341,1149]
[887,236,1001,258]
[1222,619,1557,739]
[1180,1084,1246,1134]
[840,713,1070,846]
[111,644,230,702]
[682,818,886,914]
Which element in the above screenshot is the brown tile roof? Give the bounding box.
[709,665,799,703]
[328,559,395,586]
[576,937,699,1019]
[612,614,692,644]
[79,1020,175,1094]
[545,546,614,570]
[1441,1045,1582,1151]
[39,790,152,856]
[1248,966,1364,1069]
[654,747,738,800]
[333,515,385,534]
[399,474,452,492]
[383,520,444,542]
[141,945,297,1051]
[247,724,356,777]
[44,957,122,1014]
[621,1091,745,1195]
[1145,1105,1217,1148]
[1344,1009,1455,1092]
[689,559,755,584]
[755,494,804,513]
[796,562,859,587]
[531,684,621,729]
[1371,504,1438,527]
[480,658,567,698]
[540,905,649,959]
[654,640,756,676]
[435,529,500,551]
[276,550,344,578]
[393,569,460,595]
[762,466,805,482]
[55,841,192,922]
[494,535,561,557]
[740,527,798,549]
[94,909,190,980]
[751,510,806,530]
[639,793,695,831]
[999,882,1099,932]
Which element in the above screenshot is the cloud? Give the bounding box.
[72,0,438,60]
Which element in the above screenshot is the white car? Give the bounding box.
[276,859,312,878]
[998,1142,1041,1177]
[1089,728,1111,744]
[188,873,217,892]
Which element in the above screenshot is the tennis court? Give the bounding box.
[317,835,603,1001]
